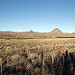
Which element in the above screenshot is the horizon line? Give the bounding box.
[0,28,75,33]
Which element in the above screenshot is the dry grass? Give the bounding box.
[0,38,75,75]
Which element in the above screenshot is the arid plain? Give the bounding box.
[0,28,75,75]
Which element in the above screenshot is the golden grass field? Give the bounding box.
[0,38,75,75]
[0,38,75,52]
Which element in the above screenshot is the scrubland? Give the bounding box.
[0,38,75,75]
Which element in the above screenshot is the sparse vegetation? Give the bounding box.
[0,28,75,39]
[56,37,75,38]
[0,38,75,75]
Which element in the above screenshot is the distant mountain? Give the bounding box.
[50,28,63,34]
[0,28,75,39]
[29,30,34,33]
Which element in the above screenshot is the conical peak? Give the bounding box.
[50,28,62,33]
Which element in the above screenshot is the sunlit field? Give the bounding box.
[0,38,75,75]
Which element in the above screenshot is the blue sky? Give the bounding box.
[0,0,75,33]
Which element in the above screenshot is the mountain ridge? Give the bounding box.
[0,28,75,33]
[0,28,75,39]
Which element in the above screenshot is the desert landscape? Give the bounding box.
[0,28,75,39]
[0,0,75,74]
[0,28,75,75]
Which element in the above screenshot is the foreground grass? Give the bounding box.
[0,38,75,75]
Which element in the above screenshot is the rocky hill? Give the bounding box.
[50,28,63,34]
[0,28,75,39]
